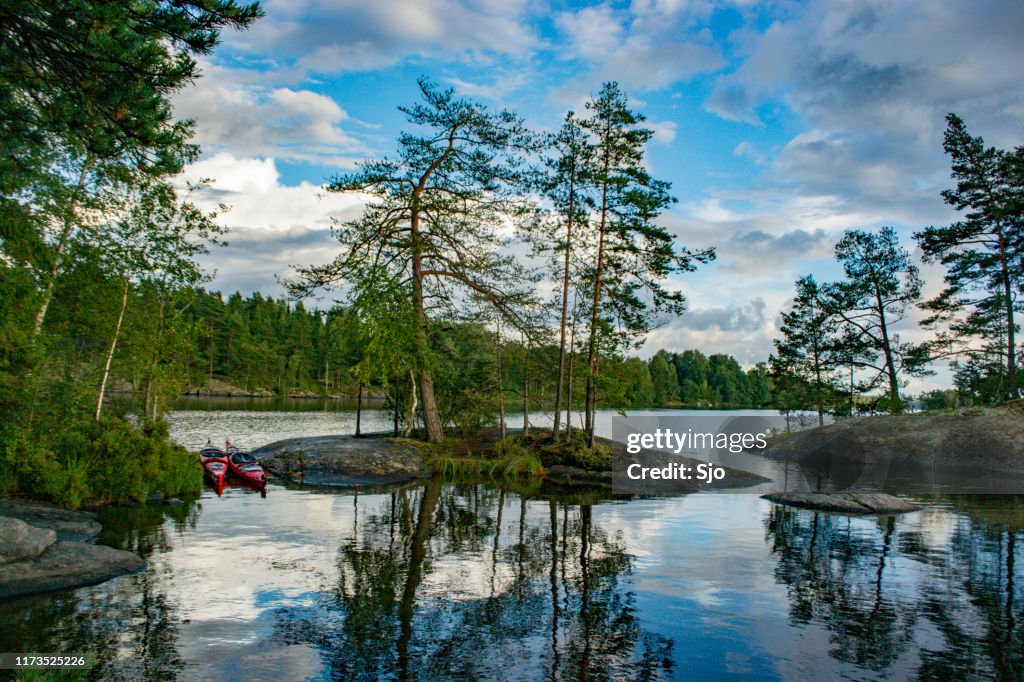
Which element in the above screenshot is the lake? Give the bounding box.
[1,403,1020,680]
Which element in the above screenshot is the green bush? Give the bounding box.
[537,428,612,471]
[494,438,545,477]
[0,417,201,508]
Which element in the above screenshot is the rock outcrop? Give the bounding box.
[0,499,102,542]
[0,541,146,600]
[760,415,1024,491]
[0,517,56,564]
[253,435,429,487]
[762,491,920,514]
[0,500,146,600]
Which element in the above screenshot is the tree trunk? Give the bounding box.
[565,306,577,434]
[393,377,400,436]
[850,359,855,416]
[584,151,611,445]
[812,314,824,428]
[553,160,577,440]
[874,288,901,410]
[404,370,418,438]
[995,222,1018,399]
[95,279,130,421]
[410,208,443,441]
[496,322,506,439]
[355,383,363,436]
[522,340,529,437]
[34,159,91,335]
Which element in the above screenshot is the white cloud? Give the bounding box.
[176,154,369,296]
[228,0,539,79]
[733,140,763,164]
[649,120,678,144]
[706,0,1024,227]
[552,0,725,101]
[174,64,369,165]
[555,5,625,62]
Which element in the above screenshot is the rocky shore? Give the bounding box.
[761,414,1024,473]
[253,435,430,486]
[762,491,920,514]
[0,500,146,600]
[251,431,774,493]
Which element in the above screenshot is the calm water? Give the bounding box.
[1,405,1021,681]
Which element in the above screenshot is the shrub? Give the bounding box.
[0,417,201,508]
[537,428,612,471]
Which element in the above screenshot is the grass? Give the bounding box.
[400,426,622,483]
[417,435,546,481]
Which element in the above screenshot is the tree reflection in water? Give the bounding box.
[274,481,673,680]
[0,502,196,680]
[765,500,1023,681]
[2,489,1021,680]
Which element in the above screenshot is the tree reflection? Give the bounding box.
[766,503,1023,680]
[274,482,673,680]
[0,502,195,680]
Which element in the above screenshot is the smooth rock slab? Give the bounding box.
[252,435,429,487]
[0,517,56,564]
[0,541,146,600]
[762,491,920,514]
[0,500,102,542]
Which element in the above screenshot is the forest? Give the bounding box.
[179,289,773,411]
[1,1,1021,507]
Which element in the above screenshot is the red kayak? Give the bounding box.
[199,444,228,494]
[226,447,267,491]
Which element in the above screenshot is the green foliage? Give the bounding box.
[0,1,257,508]
[1,0,261,197]
[537,428,612,471]
[771,275,852,423]
[426,438,545,481]
[0,418,201,509]
[823,227,929,412]
[914,113,1024,402]
[919,389,961,412]
[289,78,541,441]
[493,438,546,477]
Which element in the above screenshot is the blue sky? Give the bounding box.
[172,0,1024,390]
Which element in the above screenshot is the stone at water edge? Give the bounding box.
[762,491,920,514]
[0,499,102,542]
[0,541,147,600]
[252,435,428,487]
[0,517,57,564]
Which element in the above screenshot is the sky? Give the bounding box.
[172,0,1024,391]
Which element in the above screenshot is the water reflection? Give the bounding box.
[765,501,1023,680]
[0,503,197,680]
[272,481,672,680]
[1,486,1022,681]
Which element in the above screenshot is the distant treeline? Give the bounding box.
[182,290,774,411]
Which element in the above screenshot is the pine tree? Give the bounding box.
[578,83,714,443]
[771,275,841,426]
[914,114,1024,401]
[826,228,929,412]
[289,79,538,441]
